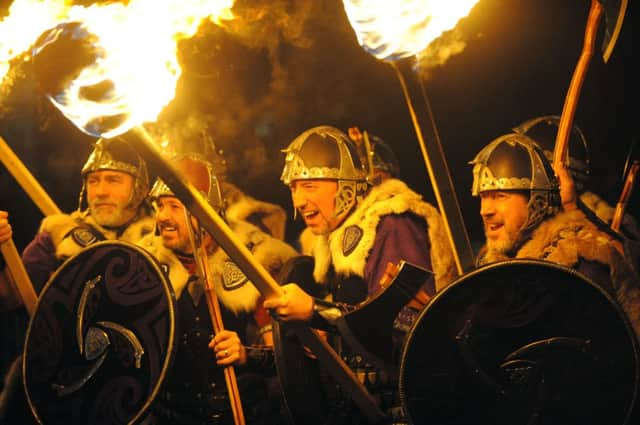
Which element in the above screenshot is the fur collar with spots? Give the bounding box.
[311,178,457,291]
[478,209,622,268]
[137,219,298,314]
[40,209,155,261]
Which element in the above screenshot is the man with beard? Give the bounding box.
[0,135,154,422]
[0,135,154,303]
[264,125,456,424]
[137,153,298,424]
[469,132,640,338]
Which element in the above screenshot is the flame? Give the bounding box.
[342,0,478,61]
[1,0,234,138]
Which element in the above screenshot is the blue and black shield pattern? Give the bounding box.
[400,259,639,425]
[23,241,176,425]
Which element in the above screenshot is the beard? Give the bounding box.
[480,226,523,264]
[91,204,136,228]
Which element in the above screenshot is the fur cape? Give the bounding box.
[223,182,287,241]
[311,178,457,292]
[580,191,640,239]
[40,209,155,261]
[479,208,640,340]
[137,219,298,314]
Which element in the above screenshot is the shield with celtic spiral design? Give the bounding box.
[400,259,639,425]
[23,241,176,425]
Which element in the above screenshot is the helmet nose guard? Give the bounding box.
[79,134,149,212]
[281,125,369,220]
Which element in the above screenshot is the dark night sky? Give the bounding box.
[0,0,638,255]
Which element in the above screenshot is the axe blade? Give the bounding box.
[601,0,628,63]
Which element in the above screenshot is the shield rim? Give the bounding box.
[22,240,177,425]
[399,258,640,425]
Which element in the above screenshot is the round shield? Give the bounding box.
[23,241,176,425]
[400,259,639,425]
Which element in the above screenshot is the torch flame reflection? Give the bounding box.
[342,0,478,61]
[1,0,234,138]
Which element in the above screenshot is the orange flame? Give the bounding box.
[342,0,478,61]
[1,0,234,138]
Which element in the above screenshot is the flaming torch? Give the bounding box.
[1,0,383,421]
[343,0,478,274]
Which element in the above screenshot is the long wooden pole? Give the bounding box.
[0,136,61,216]
[0,136,61,315]
[612,161,640,232]
[391,59,475,274]
[129,126,384,421]
[199,247,246,425]
[553,0,603,176]
[0,241,37,316]
[185,211,245,425]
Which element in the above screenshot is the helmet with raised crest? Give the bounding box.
[512,115,590,192]
[79,135,149,211]
[281,125,369,218]
[470,132,561,233]
[149,153,225,215]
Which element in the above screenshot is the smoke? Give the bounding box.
[153,0,381,192]
[417,27,468,79]
[0,0,397,200]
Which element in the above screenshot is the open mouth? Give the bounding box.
[485,222,503,235]
[301,210,319,220]
[159,224,177,233]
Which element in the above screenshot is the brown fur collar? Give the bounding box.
[312,178,457,291]
[580,191,640,239]
[517,209,619,267]
[479,208,640,341]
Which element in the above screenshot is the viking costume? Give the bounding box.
[22,135,153,292]
[471,133,640,341]
[0,136,153,424]
[137,222,296,425]
[139,154,298,425]
[513,115,640,281]
[477,207,640,341]
[279,126,457,424]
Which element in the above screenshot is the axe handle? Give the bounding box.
[200,250,246,425]
[611,161,640,232]
[1,240,37,316]
[553,0,603,173]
